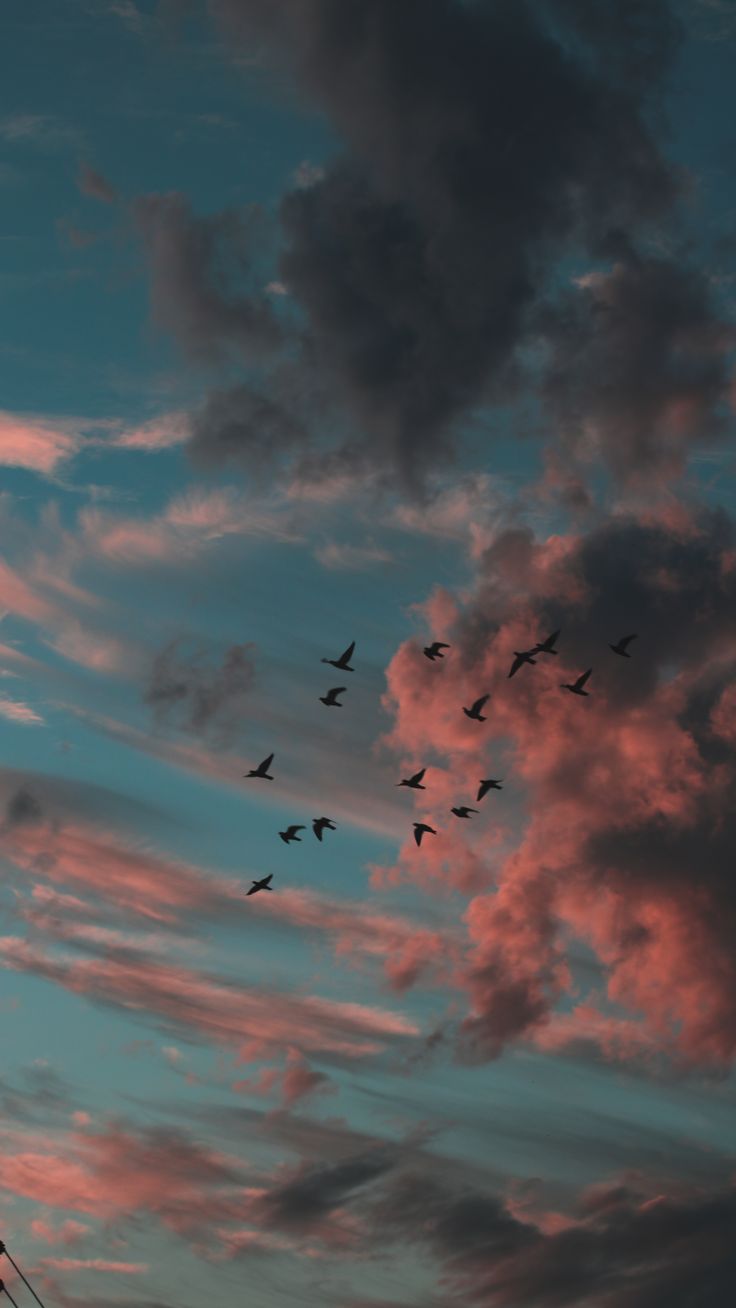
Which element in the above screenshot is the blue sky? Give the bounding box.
[1,3,736,1306]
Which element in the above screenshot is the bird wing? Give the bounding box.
[247,884,258,895]
[508,655,523,678]
[262,874,273,886]
[577,668,592,689]
[477,780,490,800]
[340,641,355,662]
[313,820,324,839]
[473,694,489,712]
[414,827,423,846]
[410,768,426,785]
[547,629,560,646]
[290,825,305,836]
[332,686,346,696]
[620,633,637,650]
[261,753,274,770]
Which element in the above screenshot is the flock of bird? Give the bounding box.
[243,632,638,892]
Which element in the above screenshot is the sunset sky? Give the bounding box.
[1,3,736,1306]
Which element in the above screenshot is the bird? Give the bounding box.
[508,650,537,678]
[477,779,503,800]
[313,817,336,841]
[244,753,274,780]
[561,668,592,696]
[424,641,450,661]
[451,806,478,819]
[398,767,427,790]
[322,641,355,672]
[320,687,345,707]
[413,822,437,847]
[463,694,489,722]
[247,874,273,896]
[609,633,637,658]
[279,825,305,844]
[532,629,561,656]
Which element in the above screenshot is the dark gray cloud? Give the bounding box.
[135,192,282,362]
[160,0,685,492]
[77,160,117,204]
[3,784,44,830]
[538,248,734,482]
[144,637,256,741]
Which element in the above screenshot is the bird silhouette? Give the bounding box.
[320,687,346,707]
[477,779,503,800]
[609,633,637,658]
[244,753,274,780]
[398,767,427,790]
[533,629,561,656]
[313,817,336,841]
[424,641,450,661]
[451,806,478,819]
[463,694,489,721]
[413,822,437,846]
[508,650,537,678]
[322,641,355,672]
[561,668,592,696]
[279,825,305,844]
[247,874,273,896]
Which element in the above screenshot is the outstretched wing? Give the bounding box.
[508,655,524,679]
[340,641,356,662]
[477,780,490,800]
[413,826,423,846]
[473,694,490,713]
[620,633,637,651]
[260,753,274,770]
[576,668,592,689]
[410,768,426,785]
[288,825,305,837]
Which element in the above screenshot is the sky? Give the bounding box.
[1,1,736,1305]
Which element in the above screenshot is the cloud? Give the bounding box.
[38,1259,148,1275]
[0,937,419,1059]
[143,637,256,742]
[134,192,283,362]
[183,0,680,491]
[379,504,736,1067]
[0,697,44,726]
[538,248,735,484]
[0,411,81,474]
[0,409,189,475]
[76,161,117,204]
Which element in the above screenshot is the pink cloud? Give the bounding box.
[37,1258,147,1274]
[0,412,81,474]
[379,508,736,1066]
[0,697,44,726]
[30,1218,91,1245]
[0,937,418,1059]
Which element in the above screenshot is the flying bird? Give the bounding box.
[609,633,637,658]
[321,641,355,672]
[508,649,537,678]
[463,694,489,722]
[413,822,437,847]
[247,874,273,896]
[313,817,336,841]
[398,768,427,790]
[561,668,592,697]
[477,779,503,800]
[279,825,305,844]
[451,806,478,819]
[424,641,450,661]
[320,687,346,707]
[533,629,561,656]
[244,753,274,780]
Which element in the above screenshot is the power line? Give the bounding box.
[0,1245,48,1308]
[0,1280,20,1308]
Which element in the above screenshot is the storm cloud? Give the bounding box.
[148,0,690,492]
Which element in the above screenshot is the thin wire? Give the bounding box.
[0,1285,20,1308]
[0,1248,48,1308]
